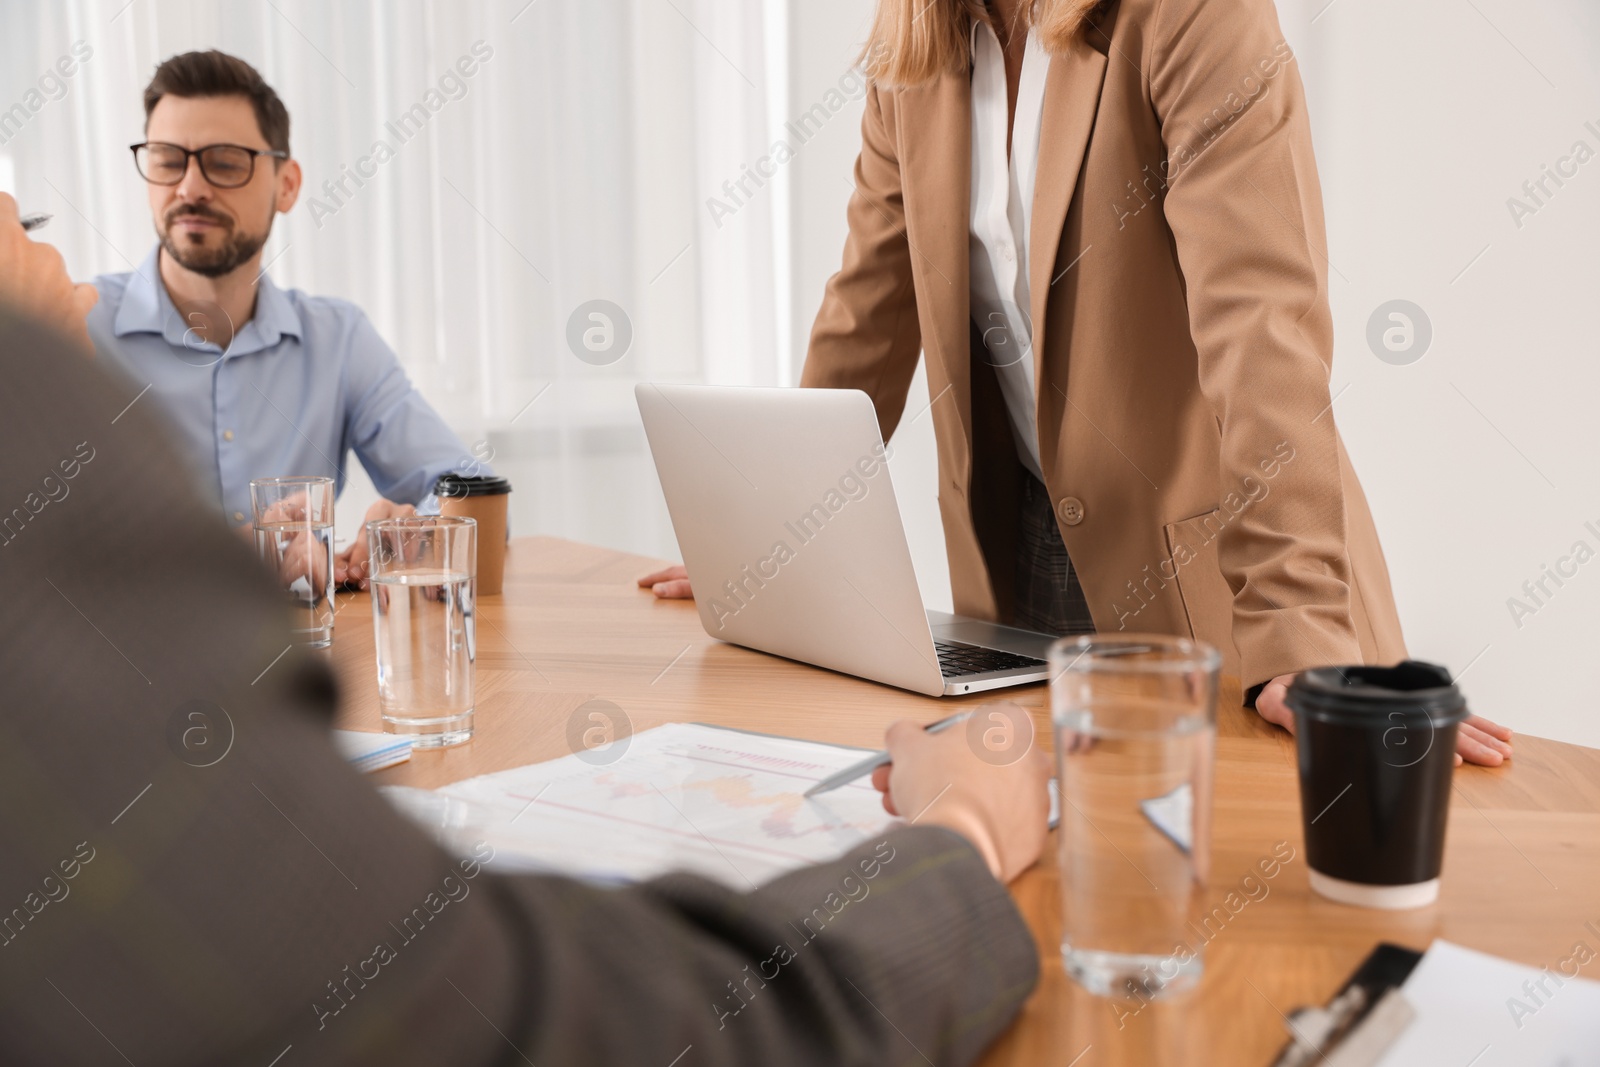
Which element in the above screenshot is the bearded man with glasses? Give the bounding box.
[89,50,483,588]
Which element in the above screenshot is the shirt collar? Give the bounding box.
[113,244,303,357]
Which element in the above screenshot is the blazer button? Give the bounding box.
[1056,496,1085,526]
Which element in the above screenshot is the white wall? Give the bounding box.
[1280,0,1600,747]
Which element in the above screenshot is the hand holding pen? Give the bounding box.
[807,706,1051,884]
[0,194,98,351]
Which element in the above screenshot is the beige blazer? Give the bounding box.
[800,0,1407,690]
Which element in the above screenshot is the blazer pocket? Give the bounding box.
[1162,508,1241,683]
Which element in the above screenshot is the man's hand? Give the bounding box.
[868,717,1050,883]
[336,498,416,589]
[1255,672,1514,767]
[251,491,334,592]
[0,193,99,352]
[637,563,693,599]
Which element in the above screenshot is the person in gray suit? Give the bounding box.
[0,195,1049,1067]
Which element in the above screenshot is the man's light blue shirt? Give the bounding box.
[89,247,483,527]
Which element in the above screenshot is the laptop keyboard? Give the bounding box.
[934,640,1046,678]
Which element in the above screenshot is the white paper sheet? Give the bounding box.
[398,723,902,888]
[331,729,413,773]
[1140,782,1193,853]
[1375,938,1600,1066]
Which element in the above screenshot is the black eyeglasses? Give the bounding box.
[130,142,288,189]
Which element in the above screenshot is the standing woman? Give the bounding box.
[649,0,1513,764]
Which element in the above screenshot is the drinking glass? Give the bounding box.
[1051,634,1220,1000]
[250,475,336,648]
[366,516,477,747]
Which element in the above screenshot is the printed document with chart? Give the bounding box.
[398,723,902,888]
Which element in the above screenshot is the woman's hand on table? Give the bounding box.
[638,564,693,599]
[1255,672,1514,767]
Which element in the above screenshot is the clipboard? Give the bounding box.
[1270,943,1423,1067]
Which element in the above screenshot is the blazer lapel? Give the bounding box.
[1028,32,1109,388]
[895,72,974,464]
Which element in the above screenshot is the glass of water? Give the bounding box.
[250,475,336,648]
[366,515,477,747]
[1051,634,1220,1000]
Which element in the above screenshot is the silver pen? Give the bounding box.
[803,710,975,797]
[21,212,52,232]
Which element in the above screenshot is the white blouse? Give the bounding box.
[968,18,1051,482]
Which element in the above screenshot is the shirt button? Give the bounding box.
[1001,243,1015,262]
[223,429,235,441]
[233,511,246,523]
[1056,496,1085,526]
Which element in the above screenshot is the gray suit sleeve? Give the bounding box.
[0,308,1038,1067]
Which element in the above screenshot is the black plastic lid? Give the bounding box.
[1286,660,1467,729]
[435,474,511,498]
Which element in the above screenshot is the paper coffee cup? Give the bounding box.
[435,474,510,595]
[1286,661,1468,909]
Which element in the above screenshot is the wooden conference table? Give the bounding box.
[330,537,1600,1066]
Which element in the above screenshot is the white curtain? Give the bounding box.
[0,0,790,557]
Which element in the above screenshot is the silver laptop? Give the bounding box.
[636,383,1057,697]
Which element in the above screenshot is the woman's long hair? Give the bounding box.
[862,0,1104,86]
